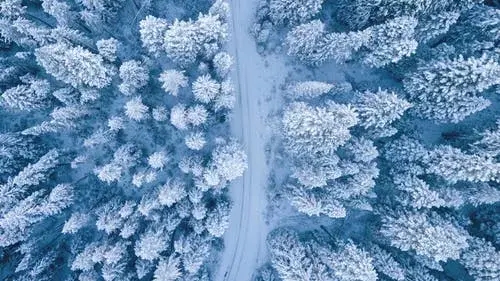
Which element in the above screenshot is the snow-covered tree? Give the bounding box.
[415,11,460,43]
[286,184,347,218]
[158,180,187,207]
[286,81,333,99]
[192,75,220,104]
[170,104,188,130]
[204,201,230,237]
[186,105,208,126]
[355,88,411,129]
[1,78,51,111]
[96,38,119,62]
[213,52,233,78]
[211,140,248,181]
[426,145,500,184]
[269,0,324,25]
[368,245,405,281]
[124,97,149,121]
[163,13,228,66]
[134,228,169,261]
[0,149,59,206]
[361,16,418,67]
[381,211,469,262]
[148,151,169,170]
[285,20,329,64]
[282,102,358,156]
[392,173,445,209]
[185,132,206,150]
[118,60,149,96]
[159,69,188,96]
[139,15,169,57]
[62,212,91,234]
[461,238,500,281]
[0,183,73,247]
[404,54,500,122]
[267,228,320,281]
[154,255,182,281]
[41,0,71,26]
[319,242,378,281]
[35,43,114,88]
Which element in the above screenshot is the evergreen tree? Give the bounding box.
[159,69,188,96]
[1,78,51,111]
[461,238,500,281]
[355,89,411,129]
[124,96,149,121]
[139,15,169,57]
[404,54,500,122]
[118,60,149,96]
[360,16,418,67]
[381,211,469,262]
[286,81,334,100]
[282,102,358,156]
[154,255,182,281]
[35,43,115,88]
[269,0,324,25]
[426,145,500,184]
[211,140,247,182]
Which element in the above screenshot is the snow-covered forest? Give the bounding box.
[252,0,500,281]
[0,0,248,280]
[2,0,500,281]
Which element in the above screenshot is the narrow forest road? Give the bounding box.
[215,0,271,280]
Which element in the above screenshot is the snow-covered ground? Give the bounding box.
[214,0,290,280]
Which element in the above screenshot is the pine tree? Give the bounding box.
[318,242,378,281]
[426,145,500,184]
[186,105,208,126]
[269,0,325,25]
[163,13,228,66]
[134,228,169,261]
[158,180,187,207]
[192,74,220,104]
[41,0,72,26]
[213,52,233,78]
[415,12,460,44]
[267,228,317,281]
[96,38,119,62]
[404,54,500,122]
[154,255,182,281]
[62,212,91,234]
[159,69,188,96]
[368,245,405,281]
[148,151,169,170]
[139,15,169,57]
[285,20,329,64]
[461,238,500,281]
[36,43,115,88]
[361,16,418,67]
[204,200,230,237]
[185,132,206,150]
[286,184,346,218]
[381,211,469,262]
[0,149,59,206]
[124,96,149,121]
[211,140,248,181]
[286,81,334,100]
[282,102,358,156]
[170,104,188,130]
[355,88,411,129]
[118,60,149,96]
[1,78,51,111]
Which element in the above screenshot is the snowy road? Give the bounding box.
[214,0,272,280]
